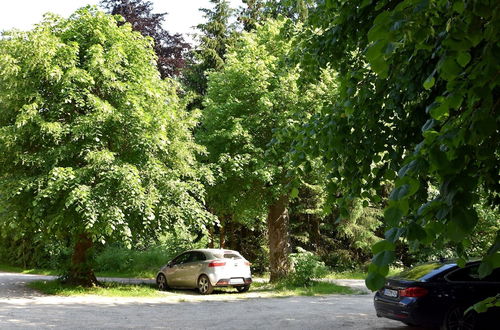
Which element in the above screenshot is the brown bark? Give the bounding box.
[267,195,291,282]
[67,233,98,287]
[208,225,215,248]
[219,218,226,248]
[310,214,322,251]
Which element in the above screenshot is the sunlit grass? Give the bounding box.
[0,264,155,279]
[27,279,355,298]
[325,267,402,280]
[28,280,162,297]
[95,270,156,279]
[251,280,356,296]
[0,263,59,276]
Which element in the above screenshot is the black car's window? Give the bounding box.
[446,265,500,283]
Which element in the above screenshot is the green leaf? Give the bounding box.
[384,205,404,226]
[372,250,395,267]
[389,184,410,201]
[385,227,404,243]
[423,75,435,90]
[365,41,386,62]
[407,222,427,241]
[365,271,386,291]
[429,103,449,121]
[290,187,299,199]
[479,253,500,278]
[452,1,465,14]
[372,239,395,254]
[369,57,389,78]
[360,0,373,9]
[446,221,467,242]
[439,57,463,81]
[456,52,471,67]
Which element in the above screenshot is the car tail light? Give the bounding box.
[208,261,226,267]
[399,287,428,297]
[244,261,251,266]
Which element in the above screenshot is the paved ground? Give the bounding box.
[0,272,423,329]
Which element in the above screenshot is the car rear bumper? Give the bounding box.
[214,277,253,287]
[374,296,414,323]
[374,292,442,327]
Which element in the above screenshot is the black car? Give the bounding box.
[374,260,499,329]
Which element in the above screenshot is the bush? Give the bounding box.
[94,230,207,276]
[285,247,328,286]
[93,246,172,276]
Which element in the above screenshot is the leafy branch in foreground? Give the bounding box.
[296,0,499,289]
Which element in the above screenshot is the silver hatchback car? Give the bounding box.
[156,249,252,294]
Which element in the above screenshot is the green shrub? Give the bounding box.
[285,247,328,286]
[93,231,207,276]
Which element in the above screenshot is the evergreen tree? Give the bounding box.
[183,0,236,99]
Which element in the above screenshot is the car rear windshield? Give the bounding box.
[393,262,448,281]
[212,252,242,259]
[223,253,242,259]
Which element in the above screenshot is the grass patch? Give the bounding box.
[251,280,356,296]
[28,280,162,297]
[0,263,59,276]
[95,270,156,279]
[0,263,156,279]
[325,270,367,279]
[325,267,402,280]
[26,279,355,298]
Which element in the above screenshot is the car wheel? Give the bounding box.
[441,305,477,330]
[197,275,213,295]
[156,273,169,291]
[236,285,250,293]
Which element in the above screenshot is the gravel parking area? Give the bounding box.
[0,272,421,329]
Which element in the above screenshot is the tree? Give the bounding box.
[239,0,266,31]
[100,0,191,78]
[183,0,236,99]
[294,0,499,290]
[0,7,211,286]
[238,0,313,32]
[199,19,337,281]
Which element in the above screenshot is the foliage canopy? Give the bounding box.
[296,0,499,289]
[0,7,210,283]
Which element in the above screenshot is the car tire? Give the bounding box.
[441,305,477,330]
[156,273,169,291]
[236,285,250,293]
[197,275,213,295]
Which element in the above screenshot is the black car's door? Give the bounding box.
[444,264,500,306]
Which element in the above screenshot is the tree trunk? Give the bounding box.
[208,225,215,248]
[267,195,291,282]
[67,233,98,287]
[219,217,226,248]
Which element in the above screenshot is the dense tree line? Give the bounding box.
[0,0,497,287]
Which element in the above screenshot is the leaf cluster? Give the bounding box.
[297,0,499,289]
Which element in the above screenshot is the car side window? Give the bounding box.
[197,252,207,262]
[172,253,190,265]
[446,265,499,283]
[189,252,206,263]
